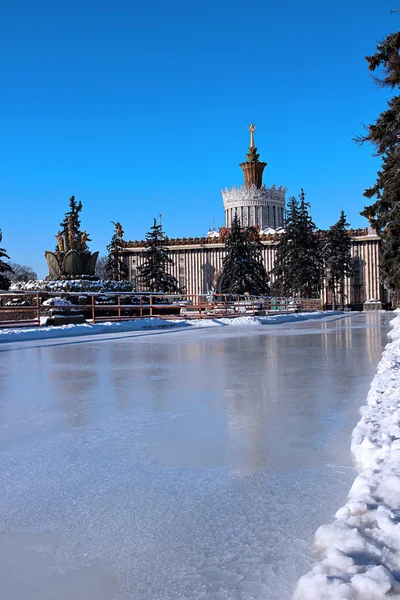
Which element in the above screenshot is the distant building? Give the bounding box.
[123,126,382,306]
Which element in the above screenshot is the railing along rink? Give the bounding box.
[0,291,321,328]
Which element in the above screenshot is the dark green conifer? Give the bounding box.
[0,229,13,290]
[220,213,269,295]
[273,190,323,298]
[57,196,91,251]
[356,30,400,294]
[272,196,299,296]
[105,222,129,281]
[60,196,82,237]
[323,211,352,309]
[138,219,179,292]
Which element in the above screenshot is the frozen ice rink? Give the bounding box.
[0,312,392,599]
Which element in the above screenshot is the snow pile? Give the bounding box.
[0,318,183,343]
[0,312,344,344]
[10,279,134,292]
[260,311,331,325]
[187,312,339,327]
[185,315,262,327]
[294,312,400,600]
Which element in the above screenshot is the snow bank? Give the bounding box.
[0,312,343,344]
[186,312,342,328]
[259,311,341,325]
[0,318,183,343]
[294,312,400,600]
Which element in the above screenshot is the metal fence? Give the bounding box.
[0,291,321,328]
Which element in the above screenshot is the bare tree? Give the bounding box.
[95,255,108,279]
[8,262,37,282]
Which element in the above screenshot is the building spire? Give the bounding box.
[249,124,256,148]
[240,124,267,188]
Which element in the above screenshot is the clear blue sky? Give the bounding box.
[0,0,397,277]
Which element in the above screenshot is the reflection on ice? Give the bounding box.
[0,313,392,599]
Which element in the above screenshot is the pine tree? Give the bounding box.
[105,222,129,281]
[273,190,323,298]
[138,218,179,292]
[57,196,91,252]
[220,213,269,295]
[0,229,13,290]
[356,30,400,293]
[272,196,299,296]
[323,211,352,309]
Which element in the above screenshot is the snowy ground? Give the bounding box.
[294,312,400,600]
[0,311,343,344]
[0,312,392,600]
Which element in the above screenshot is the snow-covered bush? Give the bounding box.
[94,295,117,305]
[42,297,74,307]
[4,297,30,306]
[42,297,78,313]
[10,279,134,293]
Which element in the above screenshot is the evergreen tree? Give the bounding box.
[271,196,299,296]
[356,30,400,293]
[0,229,13,290]
[220,213,269,295]
[57,196,91,251]
[273,190,323,298]
[138,218,179,292]
[105,222,129,281]
[323,211,352,309]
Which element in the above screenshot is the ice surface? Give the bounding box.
[0,312,391,599]
[294,312,400,600]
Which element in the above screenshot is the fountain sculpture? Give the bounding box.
[45,196,98,279]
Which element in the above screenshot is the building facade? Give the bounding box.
[123,126,383,306]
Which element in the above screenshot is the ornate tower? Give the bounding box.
[222,125,286,230]
[239,124,267,188]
